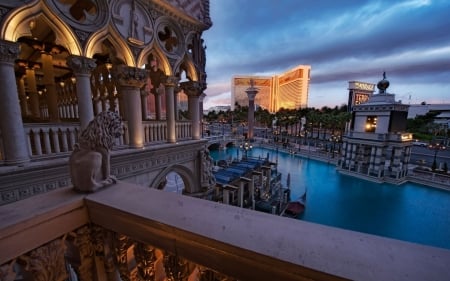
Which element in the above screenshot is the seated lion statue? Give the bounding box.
[69,111,122,192]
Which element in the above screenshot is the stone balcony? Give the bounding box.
[1,181,449,281]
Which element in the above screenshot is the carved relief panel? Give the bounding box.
[111,0,154,47]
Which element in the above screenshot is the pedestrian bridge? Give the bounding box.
[205,135,240,150]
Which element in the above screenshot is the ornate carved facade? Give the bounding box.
[0,0,215,204]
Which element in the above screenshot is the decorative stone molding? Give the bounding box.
[134,242,157,280]
[46,0,110,33]
[66,55,97,75]
[164,75,180,87]
[113,233,132,281]
[0,40,19,64]
[74,226,95,281]
[0,260,16,281]
[111,65,147,88]
[19,239,68,281]
[111,0,153,46]
[180,81,201,97]
[163,252,192,281]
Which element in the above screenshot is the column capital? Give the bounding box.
[0,40,19,64]
[140,88,150,97]
[66,55,97,75]
[180,81,202,97]
[163,75,179,87]
[111,65,147,88]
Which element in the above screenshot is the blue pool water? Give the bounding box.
[210,147,450,250]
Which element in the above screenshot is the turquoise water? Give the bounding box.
[210,147,450,250]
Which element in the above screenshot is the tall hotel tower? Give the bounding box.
[231,65,311,113]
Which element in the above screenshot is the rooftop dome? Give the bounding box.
[377,71,390,93]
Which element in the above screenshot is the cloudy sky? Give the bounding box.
[202,0,450,109]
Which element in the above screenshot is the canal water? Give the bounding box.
[210,146,450,250]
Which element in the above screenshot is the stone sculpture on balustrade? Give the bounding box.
[69,111,123,192]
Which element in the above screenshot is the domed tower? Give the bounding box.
[338,72,413,184]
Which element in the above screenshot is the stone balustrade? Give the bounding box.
[24,123,80,157]
[0,120,194,162]
[1,182,450,281]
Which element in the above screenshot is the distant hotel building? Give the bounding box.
[231,65,311,113]
[347,81,376,111]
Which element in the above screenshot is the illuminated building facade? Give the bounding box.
[232,65,311,112]
[347,81,376,111]
[338,73,413,183]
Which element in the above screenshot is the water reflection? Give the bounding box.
[210,146,450,250]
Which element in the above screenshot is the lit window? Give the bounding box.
[365,116,377,132]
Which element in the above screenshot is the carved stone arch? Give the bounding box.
[85,26,135,66]
[45,0,110,33]
[173,55,198,82]
[137,44,172,75]
[150,164,195,193]
[1,1,82,55]
[154,16,185,58]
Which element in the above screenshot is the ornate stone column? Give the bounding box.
[66,55,96,130]
[140,88,149,120]
[16,72,28,117]
[174,86,180,121]
[0,40,30,165]
[26,66,41,119]
[180,81,202,140]
[164,76,179,143]
[246,79,259,140]
[112,65,146,148]
[41,52,59,122]
[153,88,163,120]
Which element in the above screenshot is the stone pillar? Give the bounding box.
[41,52,59,122]
[112,65,147,148]
[199,93,206,137]
[174,87,180,120]
[141,88,149,120]
[0,40,30,165]
[26,66,40,118]
[16,73,28,117]
[180,81,202,140]
[164,76,179,143]
[66,55,96,130]
[153,88,163,120]
[245,80,259,140]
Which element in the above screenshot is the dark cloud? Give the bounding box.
[203,0,450,108]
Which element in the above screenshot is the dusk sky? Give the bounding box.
[202,0,450,110]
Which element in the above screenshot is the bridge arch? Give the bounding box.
[150,164,196,193]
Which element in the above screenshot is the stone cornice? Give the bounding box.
[150,0,212,32]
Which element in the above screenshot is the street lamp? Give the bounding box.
[329,135,340,158]
[428,142,446,171]
[239,141,252,159]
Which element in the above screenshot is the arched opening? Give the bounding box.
[158,171,185,194]
[151,164,195,193]
[15,15,74,123]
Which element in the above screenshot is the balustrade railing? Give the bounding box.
[24,123,80,158]
[0,120,194,163]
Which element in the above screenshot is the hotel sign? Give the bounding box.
[349,81,375,92]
